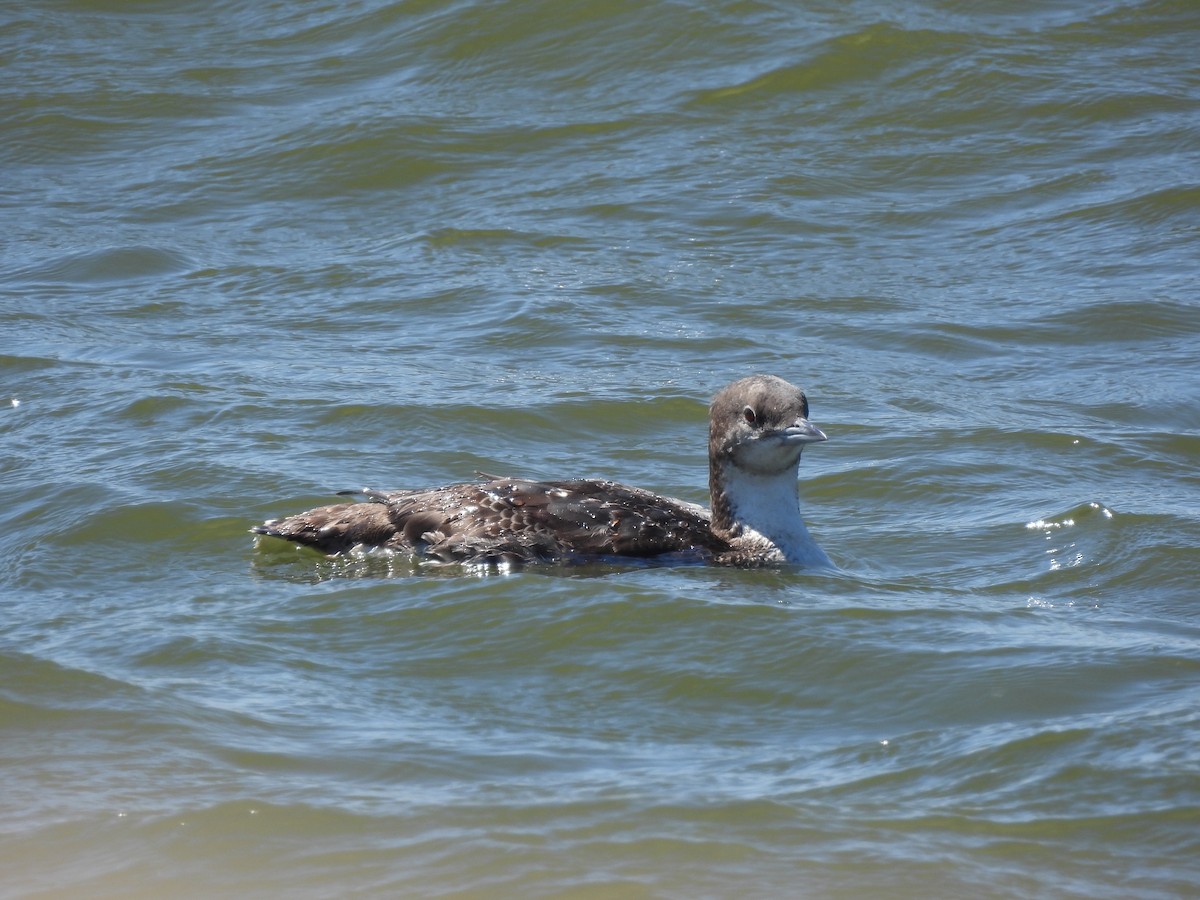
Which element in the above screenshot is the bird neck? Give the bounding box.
[709,460,831,567]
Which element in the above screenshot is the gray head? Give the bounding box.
[708,375,826,475]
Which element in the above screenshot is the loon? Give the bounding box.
[251,375,833,568]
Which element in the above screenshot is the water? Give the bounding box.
[3,0,1199,896]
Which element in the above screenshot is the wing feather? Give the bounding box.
[254,478,727,563]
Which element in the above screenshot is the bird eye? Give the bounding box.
[743,406,757,426]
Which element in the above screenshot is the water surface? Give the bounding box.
[2,0,1199,897]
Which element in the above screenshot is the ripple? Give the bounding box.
[2,246,194,286]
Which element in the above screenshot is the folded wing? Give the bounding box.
[255,477,724,563]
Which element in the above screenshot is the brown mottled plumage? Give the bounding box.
[252,375,832,568]
[256,479,724,563]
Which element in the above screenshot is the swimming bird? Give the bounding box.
[251,375,832,568]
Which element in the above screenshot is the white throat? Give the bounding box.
[720,463,832,567]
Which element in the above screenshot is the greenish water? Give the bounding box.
[3,0,1199,897]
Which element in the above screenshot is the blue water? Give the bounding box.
[3,1,1199,896]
